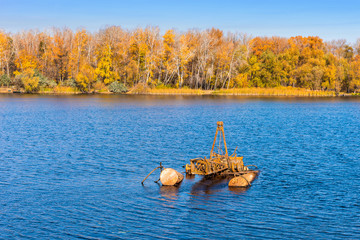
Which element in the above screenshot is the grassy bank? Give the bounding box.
[213,87,338,97]
[128,86,342,97]
[38,86,82,94]
[1,86,357,97]
[129,87,211,95]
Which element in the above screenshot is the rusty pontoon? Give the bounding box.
[185,121,259,186]
[142,121,259,187]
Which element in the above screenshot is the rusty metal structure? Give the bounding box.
[185,121,258,177]
[142,121,259,188]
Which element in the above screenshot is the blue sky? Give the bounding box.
[1,0,360,42]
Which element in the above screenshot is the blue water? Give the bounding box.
[0,95,359,239]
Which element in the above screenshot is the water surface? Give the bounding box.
[0,95,359,239]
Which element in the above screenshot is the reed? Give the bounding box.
[35,84,351,97]
[213,87,337,97]
[39,86,80,94]
[146,88,210,95]
[127,85,338,97]
[127,83,209,95]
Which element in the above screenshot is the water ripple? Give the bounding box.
[0,95,359,239]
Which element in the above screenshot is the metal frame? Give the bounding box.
[186,121,257,176]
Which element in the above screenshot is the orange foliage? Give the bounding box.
[0,27,358,93]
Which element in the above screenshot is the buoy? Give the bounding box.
[160,168,184,186]
[228,171,259,187]
[228,176,249,187]
[242,171,258,183]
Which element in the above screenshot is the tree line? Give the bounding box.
[0,26,360,93]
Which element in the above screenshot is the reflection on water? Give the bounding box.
[159,185,180,200]
[188,175,252,196]
[191,175,233,195]
[185,173,195,180]
[228,186,250,194]
[0,95,359,239]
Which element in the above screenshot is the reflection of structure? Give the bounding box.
[185,174,195,180]
[190,175,231,195]
[228,186,249,194]
[160,185,181,200]
[186,122,259,187]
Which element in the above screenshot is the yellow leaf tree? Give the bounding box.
[95,45,117,85]
[76,63,95,92]
[69,29,88,79]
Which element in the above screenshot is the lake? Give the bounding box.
[0,95,359,239]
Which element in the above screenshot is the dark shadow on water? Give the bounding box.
[190,175,234,195]
[185,173,195,180]
[190,175,253,196]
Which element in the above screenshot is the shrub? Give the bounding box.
[75,72,91,92]
[14,69,39,93]
[155,83,172,89]
[75,64,96,92]
[93,81,107,92]
[108,81,127,93]
[63,78,77,88]
[36,71,57,88]
[0,74,11,86]
[23,76,40,93]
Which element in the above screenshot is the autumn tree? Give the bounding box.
[162,29,177,85]
[51,28,73,83]
[76,63,96,92]
[1,26,360,93]
[68,29,89,79]
[0,31,13,78]
[95,44,117,85]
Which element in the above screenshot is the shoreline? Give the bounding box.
[1,87,359,97]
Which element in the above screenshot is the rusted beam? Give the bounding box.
[141,162,163,185]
